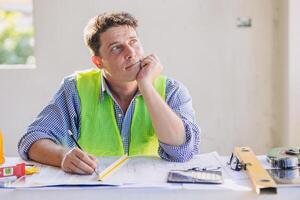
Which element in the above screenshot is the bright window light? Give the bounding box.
[0,0,35,67]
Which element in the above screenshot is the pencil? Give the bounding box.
[67,129,99,175]
[68,130,82,150]
[98,154,129,181]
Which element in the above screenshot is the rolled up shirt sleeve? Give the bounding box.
[18,76,80,160]
[158,78,201,162]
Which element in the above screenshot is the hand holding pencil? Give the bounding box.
[60,130,98,175]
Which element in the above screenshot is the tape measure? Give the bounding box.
[270,168,300,180]
[267,147,300,169]
[0,163,25,179]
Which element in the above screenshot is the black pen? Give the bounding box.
[67,130,99,175]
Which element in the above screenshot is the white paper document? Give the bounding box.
[10,152,227,188]
[104,151,223,186]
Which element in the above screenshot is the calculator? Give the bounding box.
[167,169,223,184]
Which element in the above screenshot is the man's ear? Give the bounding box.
[91,55,103,69]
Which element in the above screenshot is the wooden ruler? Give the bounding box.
[234,146,277,194]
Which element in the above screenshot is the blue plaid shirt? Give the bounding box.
[18,73,200,162]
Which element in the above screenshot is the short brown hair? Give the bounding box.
[83,11,138,55]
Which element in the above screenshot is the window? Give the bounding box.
[0,0,35,68]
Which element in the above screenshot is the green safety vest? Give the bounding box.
[76,69,166,156]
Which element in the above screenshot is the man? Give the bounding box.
[18,12,200,175]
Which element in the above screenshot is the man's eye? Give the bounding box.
[130,39,138,45]
[111,46,122,53]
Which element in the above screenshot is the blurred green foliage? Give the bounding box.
[0,10,35,65]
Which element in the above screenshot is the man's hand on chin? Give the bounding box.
[136,54,163,91]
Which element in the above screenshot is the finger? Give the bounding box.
[145,55,158,65]
[73,148,97,169]
[62,156,86,175]
[88,154,97,162]
[73,148,97,166]
[64,166,77,174]
[141,58,153,69]
[144,56,154,63]
[64,148,96,174]
[71,156,95,174]
[143,54,152,60]
[149,54,156,60]
[64,166,72,173]
[141,55,152,64]
[150,53,158,59]
[68,162,87,175]
[141,62,149,69]
[145,54,158,62]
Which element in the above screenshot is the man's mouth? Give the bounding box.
[125,60,141,70]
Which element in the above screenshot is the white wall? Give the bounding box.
[0,0,293,156]
[288,0,300,145]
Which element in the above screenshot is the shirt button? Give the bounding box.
[118,113,122,118]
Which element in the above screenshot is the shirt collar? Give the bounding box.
[99,77,141,103]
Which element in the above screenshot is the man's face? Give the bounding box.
[97,25,144,82]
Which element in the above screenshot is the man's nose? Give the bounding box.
[124,45,136,60]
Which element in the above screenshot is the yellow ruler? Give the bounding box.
[98,154,129,181]
[234,147,277,194]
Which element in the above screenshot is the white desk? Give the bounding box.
[1,155,300,200]
[1,182,300,200]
